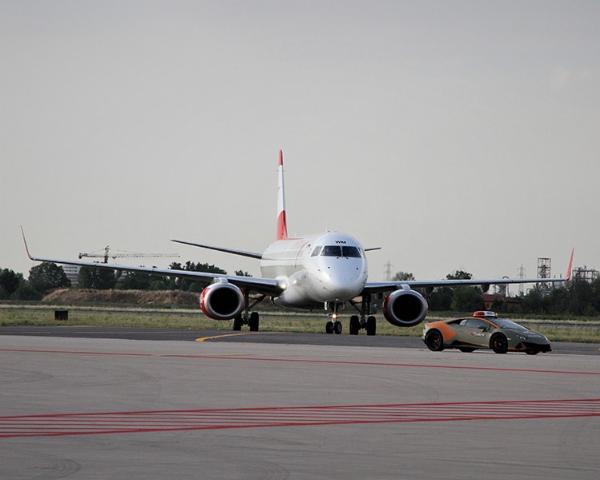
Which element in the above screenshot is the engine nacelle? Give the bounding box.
[383,287,428,327]
[199,282,245,320]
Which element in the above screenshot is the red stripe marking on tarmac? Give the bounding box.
[1,347,598,376]
[1,399,600,439]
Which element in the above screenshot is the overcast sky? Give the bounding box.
[1,0,598,283]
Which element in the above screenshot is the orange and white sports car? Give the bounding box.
[422,311,552,355]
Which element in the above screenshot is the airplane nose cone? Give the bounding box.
[321,264,364,300]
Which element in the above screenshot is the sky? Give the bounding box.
[1,0,598,284]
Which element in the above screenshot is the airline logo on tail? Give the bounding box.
[277,149,288,240]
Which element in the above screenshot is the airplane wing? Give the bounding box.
[363,276,568,295]
[364,249,575,295]
[22,231,282,295]
[171,239,263,259]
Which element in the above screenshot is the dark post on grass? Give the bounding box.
[54,309,68,321]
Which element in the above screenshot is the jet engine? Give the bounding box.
[199,282,245,320]
[383,287,428,327]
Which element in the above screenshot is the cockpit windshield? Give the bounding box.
[319,245,362,258]
[342,246,361,258]
[321,245,341,257]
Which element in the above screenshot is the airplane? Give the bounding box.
[22,150,574,335]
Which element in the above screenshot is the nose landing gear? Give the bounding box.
[324,302,343,334]
[325,319,342,334]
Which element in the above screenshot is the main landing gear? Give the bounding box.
[349,314,376,336]
[348,294,377,336]
[233,293,265,332]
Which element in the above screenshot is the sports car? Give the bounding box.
[422,311,551,355]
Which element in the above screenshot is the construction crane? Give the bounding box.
[78,245,180,264]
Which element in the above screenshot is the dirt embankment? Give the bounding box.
[42,289,199,308]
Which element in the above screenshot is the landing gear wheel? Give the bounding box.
[233,314,242,331]
[490,333,508,354]
[349,316,360,335]
[425,329,444,351]
[325,321,334,334]
[458,347,476,353]
[249,312,259,332]
[333,321,342,335]
[366,316,376,336]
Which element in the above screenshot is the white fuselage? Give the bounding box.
[259,232,368,307]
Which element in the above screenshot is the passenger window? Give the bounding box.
[342,246,361,258]
[311,246,322,257]
[321,246,341,257]
[466,319,489,330]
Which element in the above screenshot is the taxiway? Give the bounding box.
[1,332,600,479]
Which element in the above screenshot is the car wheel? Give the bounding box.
[490,333,508,354]
[458,347,476,353]
[425,329,444,352]
[525,349,539,355]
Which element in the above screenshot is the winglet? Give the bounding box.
[564,248,575,281]
[20,226,33,260]
[276,149,288,240]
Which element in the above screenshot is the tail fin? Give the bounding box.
[276,149,288,240]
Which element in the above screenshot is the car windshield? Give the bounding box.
[321,246,342,257]
[342,246,361,258]
[493,318,528,332]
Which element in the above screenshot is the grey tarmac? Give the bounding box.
[1,325,599,355]
[1,333,600,479]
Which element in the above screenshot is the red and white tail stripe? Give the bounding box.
[276,149,288,240]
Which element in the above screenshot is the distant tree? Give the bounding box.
[592,278,600,314]
[170,261,227,291]
[235,270,251,277]
[451,286,484,312]
[392,271,414,281]
[12,280,42,300]
[117,271,154,290]
[429,287,453,311]
[29,262,70,294]
[567,279,596,316]
[78,266,117,290]
[0,268,23,297]
[446,270,472,280]
[522,287,546,314]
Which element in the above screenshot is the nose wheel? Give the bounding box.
[325,320,342,334]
